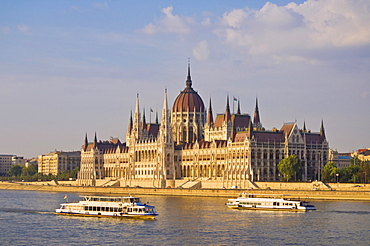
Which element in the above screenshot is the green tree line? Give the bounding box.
[2,164,79,182]
[278,154,370,183]
[322,156,370,183]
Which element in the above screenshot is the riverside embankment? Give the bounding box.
[1,182,370,201]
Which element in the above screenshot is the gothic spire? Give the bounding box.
[253,97,261,129]
[237,99,241,114]
[93,132,97,149]
[83,133,88,151]
[320,119,326,139]
[132,93,141,140]
[128,110,133,133]
[207,97,214,125]
[142,108,146,129]
[160,88,172,143]
[225,95,231,122]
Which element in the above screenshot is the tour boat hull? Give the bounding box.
[226,193,316,212]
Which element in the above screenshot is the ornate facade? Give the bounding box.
[77,65,329,187]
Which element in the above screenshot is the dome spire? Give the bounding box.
[186,58,192,89]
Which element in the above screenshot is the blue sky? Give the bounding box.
[1,0,369,158]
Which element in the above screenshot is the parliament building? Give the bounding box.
[77,65,329,188]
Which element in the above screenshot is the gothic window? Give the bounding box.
[189,127,193,142]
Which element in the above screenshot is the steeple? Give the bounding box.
[160,88,172,143]
[132,93,141,140]
[320,119,326,139]
[155,111,159,124]
[303,121,307,133]
[83,133,88,151]
[128,110,133,133]
[207,97,214,125]
[237,99,241,114]
[93,132,98,149]
[186,58,192,89]
[253,97,262,130]
[142,108,146,129]
[225,95,231,122]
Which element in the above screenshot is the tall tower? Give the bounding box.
[157,89,175,186]
[126,94,142,146]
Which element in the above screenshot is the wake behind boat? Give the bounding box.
[55,195,158,219]
[226,193,316,212]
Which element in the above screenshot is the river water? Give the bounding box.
[0,190,369,245]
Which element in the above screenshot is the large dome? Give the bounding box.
[172,66,205,112]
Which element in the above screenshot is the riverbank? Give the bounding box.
[1,182,369,201]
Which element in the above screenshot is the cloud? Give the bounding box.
[192,40,210,61]
[141,6,191,35]
[92,2,109,9]
[17,24,30,33]
[215,0,370,57]
[288,0,370,47]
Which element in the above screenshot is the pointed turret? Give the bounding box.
[237,99,241,114]
[320,119,326,139]
[93,132,98,149]
[159,88,172,143]
[142,108,146,129]
[128,110,133,133]
[303,121,307,133]
[207,97,214,125]
[132,93,141,140]
[83,133,88,151]
[253,97,262,130]
[155,111,159,124]
[225,95,231,122]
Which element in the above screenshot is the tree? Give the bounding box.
[22,164,37,177]
[278,155,301,181]
[358,161,370,183]
[8,165,23,177]
[340,165,360,182]
[322,162,338,183]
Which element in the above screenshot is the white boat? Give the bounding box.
[55,195,158,219]
[226,193,316,212]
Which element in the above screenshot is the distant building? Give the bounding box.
[25,158,38,168]
[38,151,80,176]
[329,150,352,169]
[0,155,25,175]
[352,148,370,162]
[78,64,329,187]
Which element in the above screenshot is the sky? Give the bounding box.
[1,0,369,158]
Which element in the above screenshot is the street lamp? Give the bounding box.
[336,173,340,183]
